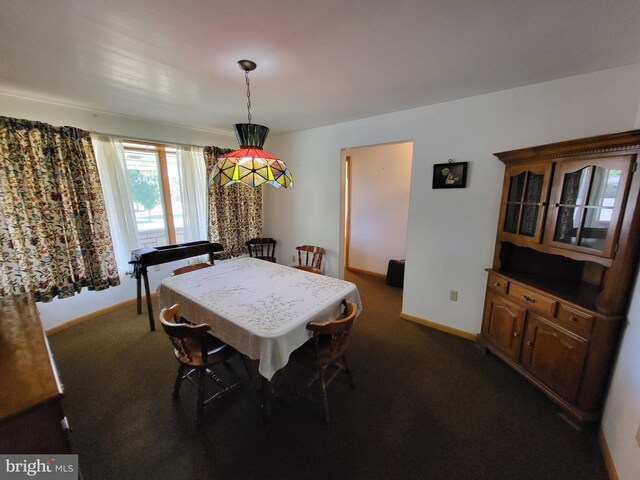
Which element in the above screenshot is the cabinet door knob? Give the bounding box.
[523,294,537,303]
[513,332,519,337]
[569,316,577,322]
[554,203,560,207]
[494,282,500,287]
[526,341,534,346]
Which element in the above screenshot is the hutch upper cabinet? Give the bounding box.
[478,130,640,429]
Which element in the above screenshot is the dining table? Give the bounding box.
[156,256,362,420]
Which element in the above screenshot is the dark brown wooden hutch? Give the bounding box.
[477,129,640,429]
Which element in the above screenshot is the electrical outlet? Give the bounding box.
[636,422,640,448]
[449,290,458,302]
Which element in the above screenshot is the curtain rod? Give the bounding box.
[89,130,219,149]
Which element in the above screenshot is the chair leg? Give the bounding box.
[306,370,320,390]
[196,368,205,427]
[342,354,355,387]
[319,367,330,423]
[207,368,227,388]
[173,364,186,398]
[272,369,284,398]
[239,354,257,389]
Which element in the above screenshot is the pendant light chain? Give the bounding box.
[245,70,252,124]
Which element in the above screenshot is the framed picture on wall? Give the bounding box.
[432,161,468,189]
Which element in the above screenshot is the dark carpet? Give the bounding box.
[48,271,607,480]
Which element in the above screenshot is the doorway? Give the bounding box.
[342,142,413,278]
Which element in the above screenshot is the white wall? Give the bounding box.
[265,64,640,479]
[347,142,412,275]
[602,267,640,479]
[265,64,640,333]
[0,92,236,330]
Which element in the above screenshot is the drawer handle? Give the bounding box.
[568,316,577,322]
[523,294,537,303]
[526,341,534,346]
[494,282,501,287]
[513,332,519,337]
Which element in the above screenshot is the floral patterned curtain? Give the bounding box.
[203,146,263,259]
[0,116,119,301]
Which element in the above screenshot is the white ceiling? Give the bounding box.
[1,0,639,135]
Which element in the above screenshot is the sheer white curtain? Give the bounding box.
[177,145,207,242]
[92,134,139,276]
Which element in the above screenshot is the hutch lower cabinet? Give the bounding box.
[477,130,640,429]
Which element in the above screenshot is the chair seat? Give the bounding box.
[174,335,238,367]
[293,265,322,275]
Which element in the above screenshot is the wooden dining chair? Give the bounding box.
[171,263,214,327]
[245,237,277,263]
[284,300,358,422]
[160,304,242,427]
[294,245,325,274]
[171,262,212,276]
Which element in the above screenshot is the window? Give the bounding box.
[123,141,184,247]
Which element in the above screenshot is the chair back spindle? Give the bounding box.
[307,300,356,360]
[295,245,325,274]
[245,238,277,263]
[160,305,213,364]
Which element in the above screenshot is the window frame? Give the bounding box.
[123,139,178,245]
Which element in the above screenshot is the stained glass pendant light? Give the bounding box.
[211,60,293,188]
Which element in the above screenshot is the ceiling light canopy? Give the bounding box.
[211,60,293,189]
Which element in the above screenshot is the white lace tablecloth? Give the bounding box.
[157,257,362,380]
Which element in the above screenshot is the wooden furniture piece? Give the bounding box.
[245,237,277,263]
[286,300,358,422]
[172,262,212,276]
[129,241,224,331]
[294,244,325,274]
[156,257,362,422]
[160,304,242,427]
[477,129,640,429]
[0,295,73,453]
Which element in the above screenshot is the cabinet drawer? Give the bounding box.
[556,304,593,337]
[508,284,557,316]
[488,273,509,295]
